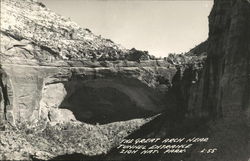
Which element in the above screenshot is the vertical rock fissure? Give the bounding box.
[0,70,10,121]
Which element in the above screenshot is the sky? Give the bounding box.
[39,0,213,57]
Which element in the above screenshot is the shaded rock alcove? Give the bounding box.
[41,77,165,124]
[60,78,164,124]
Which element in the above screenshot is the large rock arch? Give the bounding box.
[39,75,166,124]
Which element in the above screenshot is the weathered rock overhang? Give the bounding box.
[0,60,184,125]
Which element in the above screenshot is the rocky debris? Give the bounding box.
[166,53,206,66]
[0,0,127,61]
[0,0,157,63]
[0,117,154,160]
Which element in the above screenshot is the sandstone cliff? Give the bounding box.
[0,0,205,126]
[3,0,248,160]
[0,0,205,160]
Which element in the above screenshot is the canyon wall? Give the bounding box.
[0,0,204,127]
[0,1,206,159]
[2,0,249,160]
[196,0,250,160]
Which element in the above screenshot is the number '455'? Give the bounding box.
[200,148,217,153]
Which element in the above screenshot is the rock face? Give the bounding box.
[187,1,250,160]
[0,0,198,159]
[164,0,250,141]
[0,0,127,61]
[0,0,207,159]
[0,0,156,125]
[197,0,250,160]
[4,0,249,160]
[202,0,250,120]
[0,0,205,127]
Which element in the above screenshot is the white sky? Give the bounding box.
[39,0,213,57]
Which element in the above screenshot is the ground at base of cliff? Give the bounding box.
[0,117,153,161]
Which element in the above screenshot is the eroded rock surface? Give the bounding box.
[0,0,205,160]
[0,0,204,126]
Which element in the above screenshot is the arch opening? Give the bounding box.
[41,78,165,124]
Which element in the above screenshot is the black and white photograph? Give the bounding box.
[0,0,250,160]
